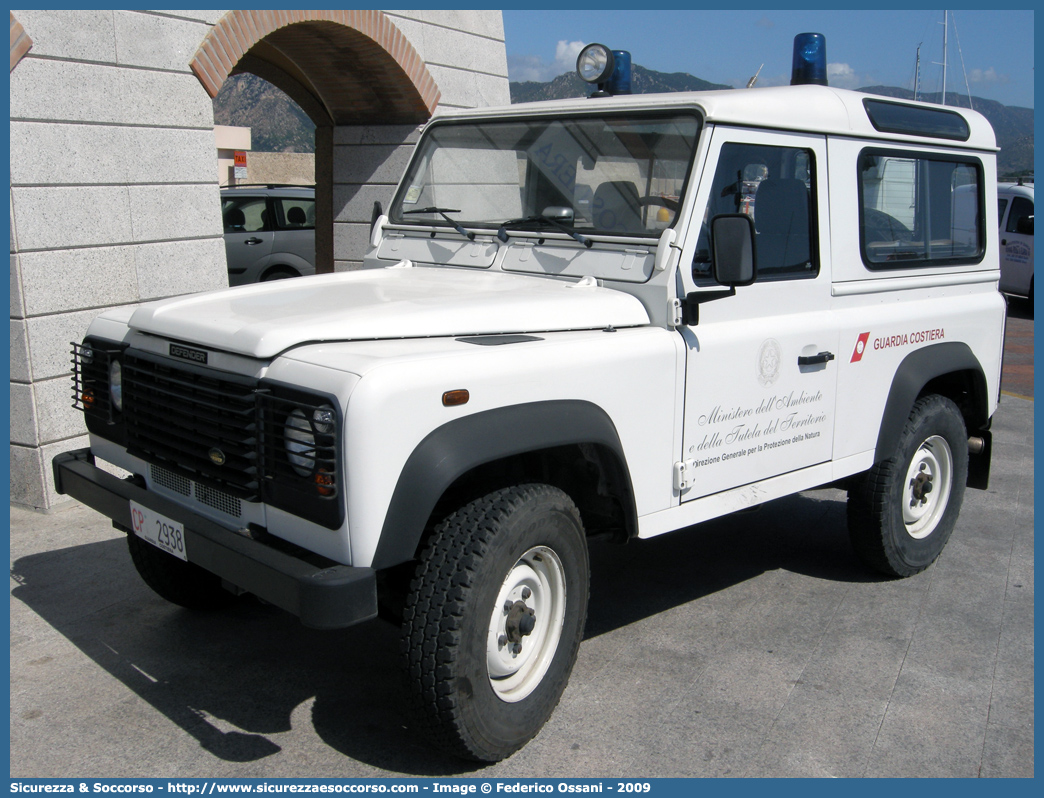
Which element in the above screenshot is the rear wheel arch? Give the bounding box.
[261,265,300,281]
[874,342,989,465]
[371,401,637,572]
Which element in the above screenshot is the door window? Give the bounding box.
[222,197,268,233]
[694,143,816,281]
[1005,196,1033,234]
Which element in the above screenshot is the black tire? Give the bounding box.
[847,395,968,577]
[127,533,237,610]
[401,484,589,762]
[261,267,297,281]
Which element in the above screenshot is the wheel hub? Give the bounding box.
[486,546,567,703]
[910,468,934,505]
[504,600,536,645]
[902,435,953,540]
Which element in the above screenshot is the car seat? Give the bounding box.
[224,207,246,231]
[753,178,810,275]
[592,181,641,232]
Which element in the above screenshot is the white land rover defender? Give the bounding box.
[54,36,1005,762]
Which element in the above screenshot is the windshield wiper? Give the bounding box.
[496,215,593,248]
[402,206,475,241]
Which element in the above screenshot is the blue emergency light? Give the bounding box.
[576,43,632,97]
[791,32,828,86]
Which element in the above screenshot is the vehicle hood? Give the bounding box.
[127,267,651,359]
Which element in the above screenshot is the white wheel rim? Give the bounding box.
[902,435,953,539]
[486,545,566,703]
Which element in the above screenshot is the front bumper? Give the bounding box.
[52,448,377,630]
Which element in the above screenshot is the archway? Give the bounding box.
[191,10,441,273]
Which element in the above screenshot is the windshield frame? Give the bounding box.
[388,108,704,241]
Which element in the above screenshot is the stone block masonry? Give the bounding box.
[9,9,509,509]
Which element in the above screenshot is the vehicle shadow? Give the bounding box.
[1006,294,1033,320]
[11,489,876,776]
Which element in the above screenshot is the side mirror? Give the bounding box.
[1016,215,1034,236]
[370,200,383,231]
[711,213,757,286]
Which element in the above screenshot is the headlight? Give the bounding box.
[109,359,123,412]
[312,406,335,434]
[284,408,315,476]
[576,43,614,84]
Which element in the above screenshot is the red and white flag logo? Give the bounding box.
[851,332,870,362]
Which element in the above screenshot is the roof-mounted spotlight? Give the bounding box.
[577,43,614,85]
[576,43,632,97]
[791,32,828,86]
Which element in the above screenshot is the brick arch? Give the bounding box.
[190,10,440,125]
[10,13,33,72]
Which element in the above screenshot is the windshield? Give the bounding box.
[390,112,701,238]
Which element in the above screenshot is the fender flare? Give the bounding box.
[370,400,636,570]
[874,341,987,463]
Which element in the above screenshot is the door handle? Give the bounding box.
[798,351,835,366]
[244,237,263,245]
[1001,238,1008,245]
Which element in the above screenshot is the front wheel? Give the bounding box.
[127,533,237,610]
[401,485,589,762]
[847,395,969,577]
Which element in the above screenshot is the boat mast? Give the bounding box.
[913,43,921,101]
[940,10,948,105]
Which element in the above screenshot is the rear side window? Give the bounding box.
[276,197,316,229]
[858,149,983,268]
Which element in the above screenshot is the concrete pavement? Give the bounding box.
[10,401,1033,778]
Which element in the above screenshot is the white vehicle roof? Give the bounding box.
[434,84,997,152]
[998,182,1034,199]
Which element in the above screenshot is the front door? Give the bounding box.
[222,195,274,282]
[999,193,1034,296]
[678,128,837,500]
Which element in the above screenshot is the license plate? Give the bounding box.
[129,501,188,561]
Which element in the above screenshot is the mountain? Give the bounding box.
[858,86,1033,176]
[510,64,731,104]
[213,73,316,153]
[215,67,1031,175]
[509,67,1032,177]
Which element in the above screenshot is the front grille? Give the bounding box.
[71,342,120,422]
[150,464,243,519]
[150,463,191,496]
[124,351,260,500]
[71,341,344,530]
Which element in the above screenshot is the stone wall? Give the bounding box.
[9,9,509,510]
[10,10,230,510]
[239,152,315,187]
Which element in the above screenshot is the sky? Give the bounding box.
[503,8,1035,108]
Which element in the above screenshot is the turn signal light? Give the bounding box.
[315,469,335,497]
[442,389,470,407]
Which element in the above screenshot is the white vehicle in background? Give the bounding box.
[53,35,1005,762]
[997,181,1034,301]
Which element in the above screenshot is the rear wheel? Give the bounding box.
[261,267,297,281]
[847,395,968,577]
[401,484,589,762]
